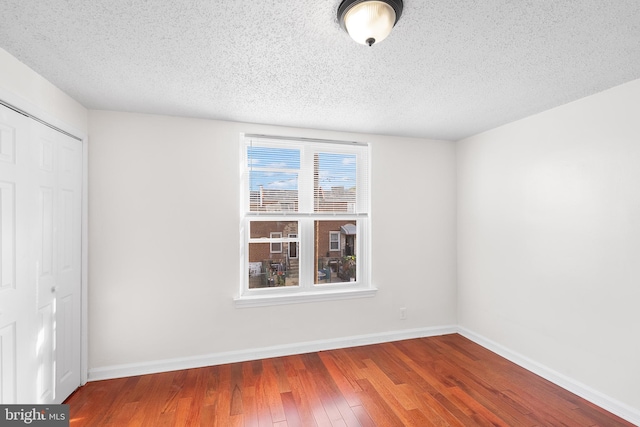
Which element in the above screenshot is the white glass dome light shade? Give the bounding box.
[343,1,397,46]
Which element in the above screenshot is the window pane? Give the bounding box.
[248,146,300,212]
[249,171,298,212]
[248,221,299,289]
[314,220,357,284]
[248,146,300,169]
[248,243,300,289]
[314,152,357,213]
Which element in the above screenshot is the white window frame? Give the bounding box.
[329,231,341,252]
[236,134,375,307]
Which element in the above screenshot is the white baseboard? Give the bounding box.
[88,325,457,382]
[457,327,640,426]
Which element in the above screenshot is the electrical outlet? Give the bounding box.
[400,307,407,320]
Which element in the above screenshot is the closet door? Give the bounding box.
[53,128,82,403]
[0,103,82,404]
[30,119,82,404]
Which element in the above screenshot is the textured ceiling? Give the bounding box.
[1,1,639,141]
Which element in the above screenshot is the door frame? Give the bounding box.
[288,233,298,259]
[0,87,89,386]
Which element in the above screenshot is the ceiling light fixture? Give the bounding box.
[337,0,403,47]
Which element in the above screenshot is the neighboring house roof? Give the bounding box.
[250,186,356,213]
[340,224,356,235]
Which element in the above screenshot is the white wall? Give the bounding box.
[457,78,640,412]
[0,48,87,134]
[88,110,457,370]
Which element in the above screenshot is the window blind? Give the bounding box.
[244,135,369,216]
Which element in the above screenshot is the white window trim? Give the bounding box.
[237,134,375,307]
[234,287,377,308]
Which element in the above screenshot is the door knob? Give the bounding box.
[51,286,57,293]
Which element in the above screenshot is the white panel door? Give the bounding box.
[30,119,82,404]
[32,122,57,404]
[0,106,36,404]
[52,128,82,403]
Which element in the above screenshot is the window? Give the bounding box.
[270,232,282,253]
[238,134,374,306]
[329,231,340,251]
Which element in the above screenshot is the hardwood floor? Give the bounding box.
[65,334,634,426]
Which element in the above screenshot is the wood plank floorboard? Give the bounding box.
[65,334,634,426]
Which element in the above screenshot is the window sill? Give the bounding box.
[234,287,377,308]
